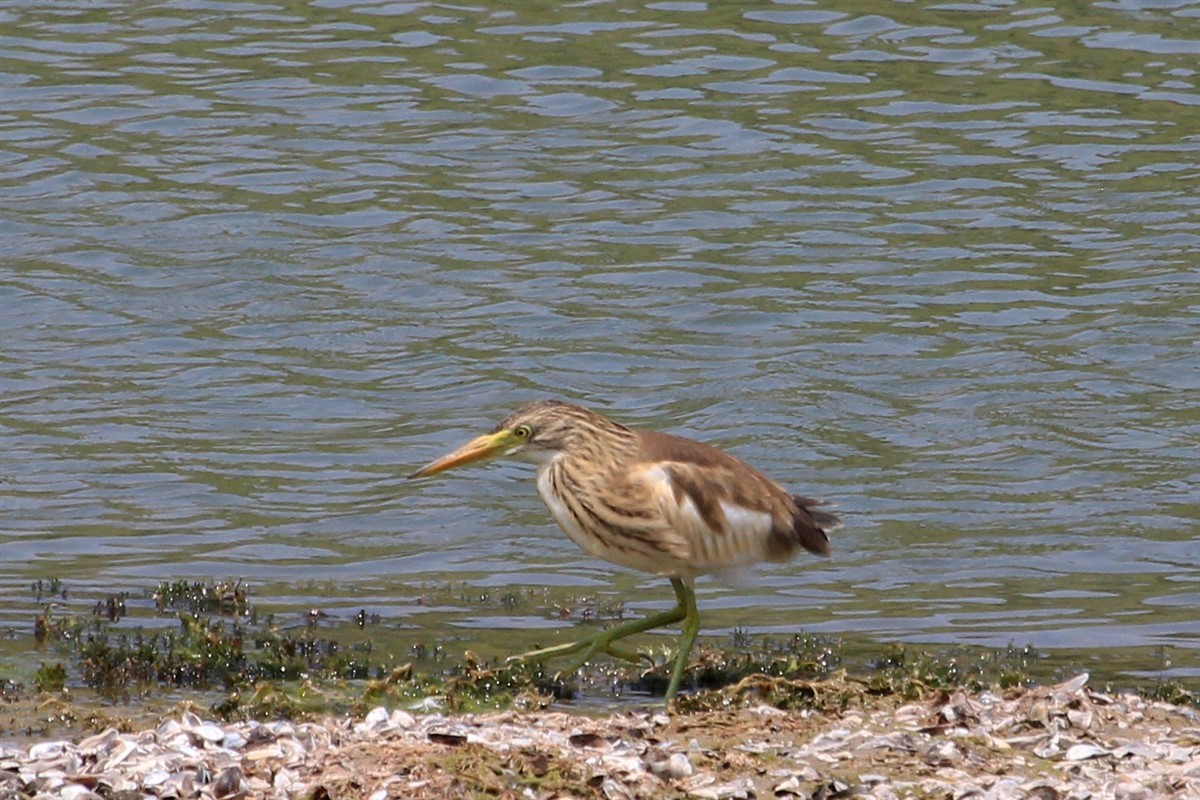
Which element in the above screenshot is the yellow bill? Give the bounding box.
[409,430,511,478]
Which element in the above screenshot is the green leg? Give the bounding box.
[665,579,699,701]
[511,597,685,665]
[509,578,701,701]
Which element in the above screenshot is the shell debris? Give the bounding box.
[1,675,1197,799]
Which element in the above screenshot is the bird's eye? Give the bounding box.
[514,424,532,440]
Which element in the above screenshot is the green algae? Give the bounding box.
[2,577,1192,744]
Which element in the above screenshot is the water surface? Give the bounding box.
[2,0,1198,690]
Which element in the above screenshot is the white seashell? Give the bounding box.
[363,706,389,727]
[1114,781,1152,800]
[143,769,170,786]
[267,721,295,736]
[273,766,298,791]
[599,754,642,776]
[987,777,1023,798]
[77,728,118,753]
[408,696,444,712]
[688,776,755,800]
[172,772,196,797]
[244,745,282,762]
[104,738,136,769]
[108,777,138,793]
[157,719,184,739]
[5,677,1198,800]
[773,776,803,795]
[58,785,100,800]
[247,775,273,792]
[1064,743,1108,761]
[194,723,226,743]
[663,752,693,779]
[37,774,66,791]
[27,741,67,760]
[751,704,786,718]
[1054,673,1089,696]
[280,738,307,768]
[212,766,244,796]
[389,710,417,729]
[1067,708,1094,730]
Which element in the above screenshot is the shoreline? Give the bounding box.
[4,673,1197,799]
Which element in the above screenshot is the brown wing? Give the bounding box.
[636,431,835,567]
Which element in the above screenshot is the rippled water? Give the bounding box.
[2,1,1198,688]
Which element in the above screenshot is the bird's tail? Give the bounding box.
[791,495,842,558]
[794,495,842,533]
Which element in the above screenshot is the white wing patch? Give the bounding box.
[639,463,779,573]
[719,501,773,539]
[709,500,773,568]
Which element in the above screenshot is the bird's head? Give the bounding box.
[409,399,618,478]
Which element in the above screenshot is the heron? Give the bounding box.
[410,399,840,700]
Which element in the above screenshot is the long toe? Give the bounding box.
[508,639,592,663]
[601,643,647,664]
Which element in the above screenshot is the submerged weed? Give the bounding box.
[153,579,250,616]
[868,643,1042,698]
[31,579,66,602]
[92,594,128,622]
[34,604,90,645]
[13,577,1192,734]
[33,663,66,693]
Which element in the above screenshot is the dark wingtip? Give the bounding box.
[805,530,833,557]
[794,495,841,557]
[811,510,843,532]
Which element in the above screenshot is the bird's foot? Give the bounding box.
[507,632,652,669]
[602,642,655,666]
[508,638,591,664]
[508,579,698,702]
